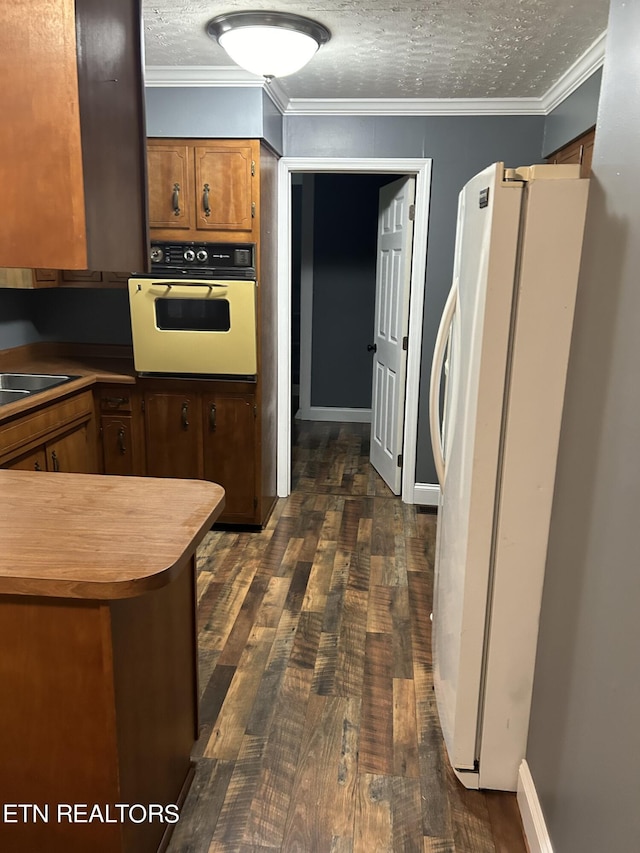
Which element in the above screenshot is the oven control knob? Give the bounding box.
[183,249,196,263]
[196,249,208,263]
[150,246,163,263]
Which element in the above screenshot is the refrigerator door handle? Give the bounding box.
[429,279,458,485]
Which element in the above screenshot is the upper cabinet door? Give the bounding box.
[194,143,254,232]
[0,0,149,272]
[147,143,194,230]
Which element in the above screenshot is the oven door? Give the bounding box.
[128,278,257,376]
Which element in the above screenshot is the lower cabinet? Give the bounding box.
[96,386,145,476]
[202,392,257,521]
[144,391,203,479]
[142,381,258,524]
[0,391,97,474]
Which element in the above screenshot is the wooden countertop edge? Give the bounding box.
[0,471,225,603]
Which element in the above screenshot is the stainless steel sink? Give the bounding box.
[0,389,30,405]
[0,373,79,406]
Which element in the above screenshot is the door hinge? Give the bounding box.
[251,160,256,176]
[397,453,403,467]
[251,202,256,218]
[408,204,415,221]
[253,496,258,510]
[141,399,145,413]
[402,335,408,351]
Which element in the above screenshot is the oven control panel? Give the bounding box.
[149,241,255,279]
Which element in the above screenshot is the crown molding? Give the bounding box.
[144,30,606,117]
[540,31,606,113]
[283,97,547,116]
[144,65,265,87]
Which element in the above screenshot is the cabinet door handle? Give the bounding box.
[51,450,60,472]
[209,403,217,432]
[203,183,211,217]
[181,402,190,430]
[34,460,41,472]
[118,427,127,455]
[172,182,181,216]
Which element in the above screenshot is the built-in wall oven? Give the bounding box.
[128,241,257,377]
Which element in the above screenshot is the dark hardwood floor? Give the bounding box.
[167,421,527,853]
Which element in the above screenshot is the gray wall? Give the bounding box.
[0,288,132,349]
[526,3,640,850]
[0,290,41,350]
[145,86,284,154]
[33,289,133,345]
[543,68,602,157]
[285,114,546,482]
[309,173,395,409]
[145,87,264,138]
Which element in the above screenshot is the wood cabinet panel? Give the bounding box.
[100,416,140,476]
[194,144,254,232]
[147,138,259,243]
[147,143,194,230]
[4,447,47,472]
[0,391,94,462]
[144,391,203,479]
[203,393,257,521]
[548,127,596,178]
[47,422,93,473]
[0,0,148,272]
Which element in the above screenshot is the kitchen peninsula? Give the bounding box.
[0,470,224,853]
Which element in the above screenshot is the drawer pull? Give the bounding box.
[118,427,127,455]
[181,402,190,430]
[103,396,129,408]
[209,403,217,432]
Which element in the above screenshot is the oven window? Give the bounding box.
[155,298,231,332]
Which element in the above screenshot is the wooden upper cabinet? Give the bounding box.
[548,127,596,178]
[147,144,194,230]
[194,143,254,232]
[0,0,148,272]
[147,138,259,242]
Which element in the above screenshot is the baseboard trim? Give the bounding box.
[413,483,440,506]
[295,406,372,423]
[517,761,554,853]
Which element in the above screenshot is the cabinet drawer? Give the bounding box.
[97,388,134,413]
[0,391,94,462]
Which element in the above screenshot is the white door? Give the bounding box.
[370,176,416,493]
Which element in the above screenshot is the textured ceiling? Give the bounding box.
[142,0,609,100]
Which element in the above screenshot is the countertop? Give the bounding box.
[0,470,225,599]
[0,343,136,423]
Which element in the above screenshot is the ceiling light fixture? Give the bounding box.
[206,11,331,80]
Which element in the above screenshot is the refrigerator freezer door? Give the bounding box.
[432,164,523,775]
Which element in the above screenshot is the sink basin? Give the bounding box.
[0,373,77,393]
[0,389,30,405]
[0,373,80,406]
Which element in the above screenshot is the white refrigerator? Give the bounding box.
[428,162,589,791]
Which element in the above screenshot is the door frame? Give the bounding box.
[276,157,432,501]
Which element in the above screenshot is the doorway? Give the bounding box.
[277,157,432,501]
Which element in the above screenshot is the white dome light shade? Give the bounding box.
[219,27,319,78]
[207,12,331,79]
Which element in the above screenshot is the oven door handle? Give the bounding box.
[147,283,229,298]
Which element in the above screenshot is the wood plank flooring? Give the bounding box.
[167,422,527,853]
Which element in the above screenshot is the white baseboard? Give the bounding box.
[413,483,440,506]
[295,406,372,423]
[517,761,554,853]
